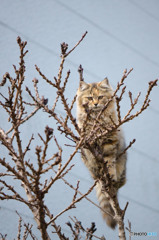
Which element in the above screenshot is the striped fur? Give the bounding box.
[96,181,116,228]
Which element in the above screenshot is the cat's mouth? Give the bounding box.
[83,104,103,112]
[91,106,102,111]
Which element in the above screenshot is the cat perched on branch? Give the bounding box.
[77,78,127,228]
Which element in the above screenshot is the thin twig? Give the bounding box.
[64,31,88,57]
[47,180,97,226]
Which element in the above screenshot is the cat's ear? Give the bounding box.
[79,81,89,91]
[98,78,110,89]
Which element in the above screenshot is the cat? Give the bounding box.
[76,78,127,229]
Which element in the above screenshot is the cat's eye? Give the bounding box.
[87,96,93,100]
[98,96,104,100]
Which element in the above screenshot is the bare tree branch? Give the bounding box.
[0,33,157,240]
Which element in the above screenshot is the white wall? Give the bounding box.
[0,0,159,239]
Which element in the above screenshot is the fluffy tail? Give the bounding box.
[95,182,117,229]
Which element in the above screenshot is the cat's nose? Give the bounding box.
[94,103,98,107]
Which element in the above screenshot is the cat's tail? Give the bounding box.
[95,181,117,229]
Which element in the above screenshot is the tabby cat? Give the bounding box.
[76,78,127,229]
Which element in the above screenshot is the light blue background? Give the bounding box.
[0,0,159,239]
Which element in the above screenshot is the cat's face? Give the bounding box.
[77,78,114,111]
